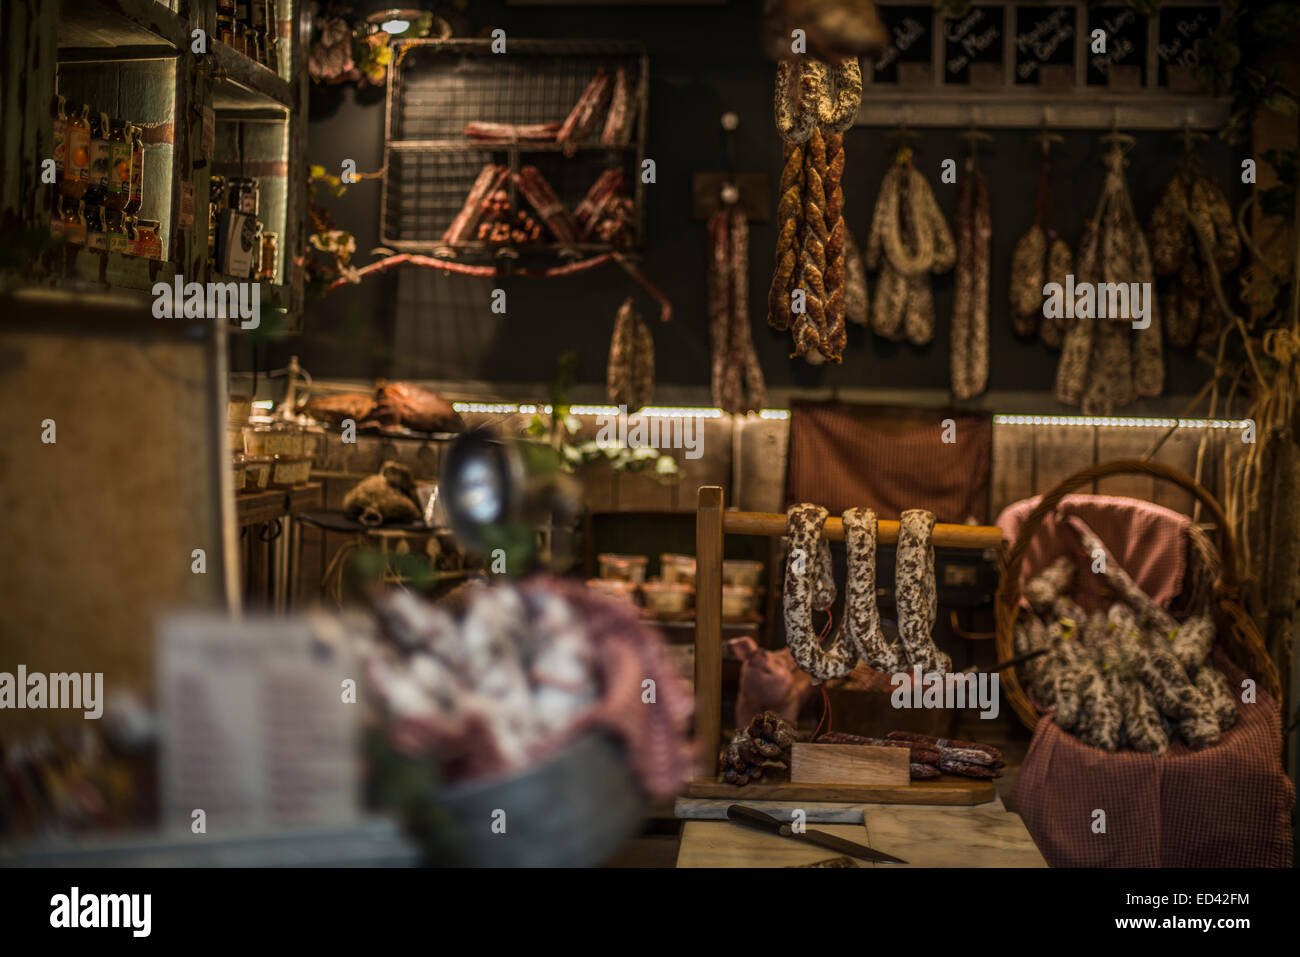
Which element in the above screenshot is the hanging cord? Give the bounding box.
[1034,151,1052,232]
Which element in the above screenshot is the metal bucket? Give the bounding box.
[427,732,645,867]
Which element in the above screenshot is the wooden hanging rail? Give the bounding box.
[719,511,1004,549]
[692,486,1007,799]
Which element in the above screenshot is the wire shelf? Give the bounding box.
[382,38,648,255]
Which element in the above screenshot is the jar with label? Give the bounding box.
[105,208,128,254]
[123,215,140,257]
[125,124,144,216]
[87,111,111,205]
[229,177,259,216]
[260,231,278,282]
[52,94,67,188]
[107,120,131,211]
[60,197,86,245]
[135,219,163,261]
[64,104,90,198]
[84,201,107,251]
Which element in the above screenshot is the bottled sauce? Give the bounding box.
[136,219,162,260]
[60,196,86,245]
[52,95,67,190]
[107,120,131,211]
[126,124,145,216]
[84,201,107,251]
[64,103,91,198]
[87,111,111,206]
[260,231,278,282]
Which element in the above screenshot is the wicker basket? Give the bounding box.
[994,458,1281,730]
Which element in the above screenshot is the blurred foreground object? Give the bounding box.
[763,0,886,62]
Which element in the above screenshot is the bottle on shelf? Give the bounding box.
[60,196,86,245]
[122,214,140,257]
[84,200,106,252]
[136,219,162,261]
[105,207,128,254]
[87,111,111,207]
[51,94,67,194]
[64,104,90,199]
[107,120,131,212]
[125,124,145,217]
[260,231,278,282]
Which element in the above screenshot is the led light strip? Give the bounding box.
[995,415,1249,429]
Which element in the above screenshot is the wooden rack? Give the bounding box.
[691,485,1006,803]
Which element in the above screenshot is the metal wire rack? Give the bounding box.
[382,39,648,256]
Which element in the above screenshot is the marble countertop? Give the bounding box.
[675,798,1047,868]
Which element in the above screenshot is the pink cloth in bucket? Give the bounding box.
[996,494,1191,612]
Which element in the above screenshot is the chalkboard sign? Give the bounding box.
[1014,5,1075,85]
[1157,5,1220,87]
[872,5,933,85]
[1087,6,1148,87]
[943,6,1004,85]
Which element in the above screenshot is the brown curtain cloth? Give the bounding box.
[785,402,992,523]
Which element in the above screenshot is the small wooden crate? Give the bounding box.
[790,744,910,786]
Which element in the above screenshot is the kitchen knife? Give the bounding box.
[726,804,907,864]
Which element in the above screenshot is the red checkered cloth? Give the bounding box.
[997,494,1190,611]
[786,402,992,522]
[1012,655,1294,867]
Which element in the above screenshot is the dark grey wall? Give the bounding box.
[238,0,1245,401]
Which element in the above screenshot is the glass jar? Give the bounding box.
[260,231,278,282]
[229,177,258,216]
[60,196,86,245]
[84,201,106,251]
[64,104,90,198]
[107,120,131,211]
[125,124,144,215]
[136,219,162,260]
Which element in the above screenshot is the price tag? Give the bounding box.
[1014,5,1075,86]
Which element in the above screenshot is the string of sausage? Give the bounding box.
[951,157,990,400]
[896,509,952,674]
[708,206,766,412]
[783,504,858,681]
[606,297,654,410]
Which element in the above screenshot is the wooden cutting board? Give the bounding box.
[686,775,995,805]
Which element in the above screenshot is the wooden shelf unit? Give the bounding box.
[2,0,308,331]
[691,485,1004,805]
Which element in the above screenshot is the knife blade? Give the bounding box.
[726,804,907,864]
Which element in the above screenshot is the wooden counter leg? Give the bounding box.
[695,485,724,779]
